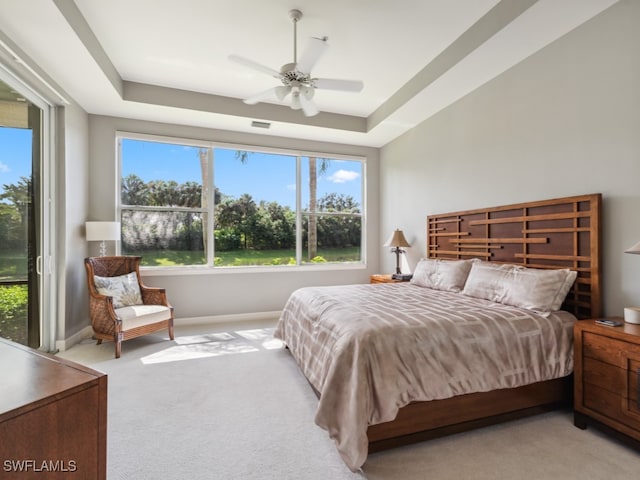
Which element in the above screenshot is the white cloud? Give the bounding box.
[0,161,9,173]
[286,183,296,191]
[327,169,360,184]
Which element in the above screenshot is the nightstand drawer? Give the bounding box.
[583,331,640,368]
[627,360,640,412]
[574,319,640,446]
[370,274,403,284]
[584,356,624,393]
[584,382,623,421]
[584,383,640,432]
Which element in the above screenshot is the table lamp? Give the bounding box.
[385,229,410,275]
[624,240,640,324]
[86,221,121,256]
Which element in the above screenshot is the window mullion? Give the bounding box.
[296,155,302,265]
[208,147,215,267]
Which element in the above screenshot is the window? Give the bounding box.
[118,134,365,269]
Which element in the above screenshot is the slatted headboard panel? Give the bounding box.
[427,194,602,319]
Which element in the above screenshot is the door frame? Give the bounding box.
[0,63,57,352]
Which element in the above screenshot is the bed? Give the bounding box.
[274,193,602,471]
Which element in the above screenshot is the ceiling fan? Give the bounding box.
[229,9,364,117]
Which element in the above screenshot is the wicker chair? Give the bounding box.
[85,256,174,358]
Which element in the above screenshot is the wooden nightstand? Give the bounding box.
[370,274,405,284]
[574,318,640,449]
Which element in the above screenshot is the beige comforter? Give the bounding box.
[274,282,576,471]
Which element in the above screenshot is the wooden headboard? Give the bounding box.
[427,194,602,319]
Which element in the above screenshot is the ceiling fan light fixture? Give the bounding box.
[290,91,302,110]
[302,86,314,100]
[299,94,319,117]
[275,85,290,101]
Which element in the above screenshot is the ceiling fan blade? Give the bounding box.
[299,94,319,117]
[243,87,280,105]
[296,37,328,74]
[313,78,364,92]
[228,54,282,79]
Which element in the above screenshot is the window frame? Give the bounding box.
[116,131,367,274]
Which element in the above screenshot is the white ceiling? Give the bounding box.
[0,0,619,147]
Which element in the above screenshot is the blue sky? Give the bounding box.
[0,127,32,198]
[0,131,363,209]
[121,139,362,209]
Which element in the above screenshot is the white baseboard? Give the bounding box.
[174,310,281,327]
[56,325,94,352]
[57,311,281,352]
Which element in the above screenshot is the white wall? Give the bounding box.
[379,0,640,317]
[87,115,380,319]
[58,103,90,339]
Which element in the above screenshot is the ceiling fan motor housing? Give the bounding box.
[280,63,311,87]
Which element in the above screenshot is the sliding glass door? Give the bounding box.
[0,78,45,348]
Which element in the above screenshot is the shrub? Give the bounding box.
[0,285,28,344]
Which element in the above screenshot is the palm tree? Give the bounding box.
[121,174,149,205]
[307,157,329,260]
[208,149,329,260]
[236,151,329,259]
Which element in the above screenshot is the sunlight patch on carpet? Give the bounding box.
[141,327,283,364]
[236,328,284,350]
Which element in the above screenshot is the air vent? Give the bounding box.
[251,121,271,129]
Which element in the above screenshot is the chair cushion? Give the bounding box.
[115,305,172,331]
[94,272,143,308]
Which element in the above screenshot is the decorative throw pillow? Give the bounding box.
[461,261,577,315]
[94,272,143,309]
[410,258,473,292]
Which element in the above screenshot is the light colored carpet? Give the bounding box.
[58,320,640,479]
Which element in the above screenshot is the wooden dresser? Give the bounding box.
[574,319,640,447]
[0,338,107,479]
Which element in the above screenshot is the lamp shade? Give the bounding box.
[85,221,121,241]
[385,229,410,248]
[625,241,640,254]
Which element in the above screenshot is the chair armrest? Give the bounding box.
[87,290,121,335]
[139,285,173,309]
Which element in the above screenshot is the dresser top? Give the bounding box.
[0,338,106,420]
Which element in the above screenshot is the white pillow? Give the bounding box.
[410,258,473,292]
[94,272,143,309]
[461,261,577,315]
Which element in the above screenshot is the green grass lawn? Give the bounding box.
[133,246,361,267]
[0,250,27,281]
